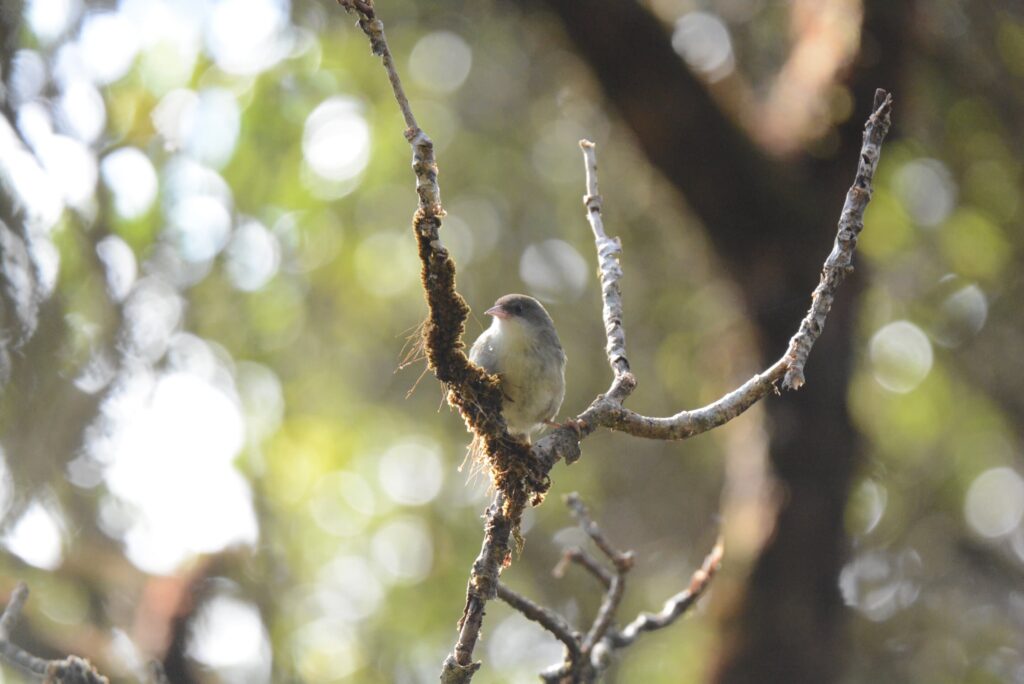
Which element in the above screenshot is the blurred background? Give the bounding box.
[0,0,1022,682]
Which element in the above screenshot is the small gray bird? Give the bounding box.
[469,294,566,440]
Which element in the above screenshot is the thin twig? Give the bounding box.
[563,494,632,659]
[338,4,892,677]
[496,583,581,660]
[565,493,634,572]
[0,582,27,639]
[336,4,537,681]
[0,583,109,683]
[531,93,892,467]
[782,88,893,389]
[579,141,632,394]
[580,574,624,657]
[507,497,724,681]
[608,538,724,649]
[553,547,614,590]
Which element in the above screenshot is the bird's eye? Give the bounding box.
[511,304,521,314]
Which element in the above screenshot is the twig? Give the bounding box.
[608,538,724,649]
[565,493,634,572]
[0,583,109,683]
[531,93,892,467]
[782,88,893,389]
[563,495,632,659]
[496,584,581,659]
[445,493,513,680]
[338,2,892,677]
[501,497,724,681]
[553,547,613,590]
[0,582,27,640]
[336,3,542,681]
[579,141,632,397]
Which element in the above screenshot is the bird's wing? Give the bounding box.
[468,331,501,375]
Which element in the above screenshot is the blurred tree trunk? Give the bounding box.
[537,1,909,681]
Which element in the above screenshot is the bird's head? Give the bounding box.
[485,294,555,334]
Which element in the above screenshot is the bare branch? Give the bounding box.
[0,583,109,683]
[782,88,894,389]
[338,3,892,678]
[496,584,581,659]
[581,574,624,657]
[562,494,631,657]
[0,582,27,640]
[579,140,632,395]
[448,493,513,678]
[336,4,548,680]
[565,493,634,573]
[336,0,418,133]
[531,92,892,466]
[504,496,725,681]
[553,547,614,590]
[609,539,724,649]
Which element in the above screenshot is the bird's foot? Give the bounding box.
[544,417,587,438]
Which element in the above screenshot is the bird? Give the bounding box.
[469,294,566,441]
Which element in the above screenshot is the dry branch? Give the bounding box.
[336,2,892,680]
[609,540,724,649]
[336,3,551,679]
[499,495,723,682]
[0,583,109,684]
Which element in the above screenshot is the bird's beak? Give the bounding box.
[485,305,510,320]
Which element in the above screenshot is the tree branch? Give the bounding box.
[532,94,891,467]
[496,583,581,660]
[337,3,892,680]
[499,495,724,681]
[335,3,548,680]
[609,539,724,649]
[0,583,109,683]
[553,547,614,590]
[782,88,892,389]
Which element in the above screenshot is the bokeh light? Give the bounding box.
[188,592,272,684]
[840,548,922,622]
[370,516,433,584]
[36,133,97,209]
[894,158,956,228]
[78,10,140,85]
[225,220,281,292]
[2,501,64,570]
[205,0,291,76]
[9,50,47,105]
[309,471,378,538]
[25,0,80,44]
[316,554,384,623]
[408,31,473,93]
[671,12,735,82]
[96,235,138,301]
[932,281,988,347]
[869,320,933,393]
[101,147,158,219]
[56,79,106,143]
[302,97,371,185]
[519,239,589,303]
[98,367,257,574]
[964,467,1024,538]
[377,439,444,506]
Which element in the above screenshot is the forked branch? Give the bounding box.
[335,3,892,681]
[498,495,723,682]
